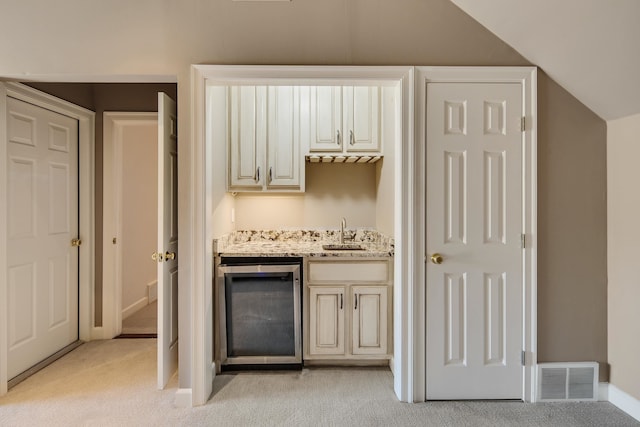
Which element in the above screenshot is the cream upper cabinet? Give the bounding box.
[267,86,302,189]
[229,85,265,190]
[228,85,303,192]
[309,86,342,152]
[308,86,381,154]
[343,86,380,152]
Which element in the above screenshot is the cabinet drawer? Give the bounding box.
[308,260,389,283]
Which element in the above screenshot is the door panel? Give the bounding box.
[229,86,265,188]
[6,97,78,379]
[345,86,380,152]
[426,82,523,399]
[352,286,387,355]
[309,86,341,152]
[8,157,36,238]
[157,93,178,389]
[308,286,344,356]
[267,86,300,188]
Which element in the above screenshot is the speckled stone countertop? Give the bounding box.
[214,229,393,258]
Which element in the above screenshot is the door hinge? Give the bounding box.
[521,116,526,132]
[521,350,526,366]
[521,233,526,249]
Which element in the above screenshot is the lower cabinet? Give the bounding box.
[304,259,392,363]
[351,286,388,355]
[308,286,345,356]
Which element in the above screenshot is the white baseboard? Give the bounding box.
[599,382,609,401]
[608,383,640,422]
[122,296,148,320]
[174,388,192,407]
[147,280,158,303]
[90,326,104,340]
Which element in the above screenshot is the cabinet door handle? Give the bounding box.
[336,130,341,145]
[349,130,354,145]
[255,166,261,183]
[269,166,273,183]
[340,293,343,310]
[354,293,358,310]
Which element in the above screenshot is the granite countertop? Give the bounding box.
[214,229,393,258]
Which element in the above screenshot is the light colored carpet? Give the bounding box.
[0,339,638,427]
[121,301,157,335]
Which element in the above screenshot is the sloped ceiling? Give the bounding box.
[450,0,640,121]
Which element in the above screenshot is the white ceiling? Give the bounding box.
[450,0,640,121]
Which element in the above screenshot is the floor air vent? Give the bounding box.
[537,362,599,402]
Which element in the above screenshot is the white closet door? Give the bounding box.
[157,93,179,389]
[6,97,79,379]
[426,82,524,399]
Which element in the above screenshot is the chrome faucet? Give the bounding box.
[340,217,346,244]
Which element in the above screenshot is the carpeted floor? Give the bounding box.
[0,339,638,427]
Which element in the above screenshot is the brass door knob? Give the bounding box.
[71,238,82,247]
[165,251,176,261]
[430,253,444,264]
[152,252,164,262]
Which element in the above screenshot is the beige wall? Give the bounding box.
[1,0,609,386]
[207,86,235,238]
[234,163,377,230]
[536,75,608,380]
[375,86,398,236]
[121,123,158,313]
[607,113,640,400]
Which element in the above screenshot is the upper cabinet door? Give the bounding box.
[229,86,266,189]
[267,86,302,190]
[344,86,380,152]
[309,86,342,152]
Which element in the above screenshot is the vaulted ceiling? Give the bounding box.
[451,0,640,121]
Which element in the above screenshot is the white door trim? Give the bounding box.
[102,112,158,339]
[191,65,416,405]
[0,82,95,395]
[415,67,537,402]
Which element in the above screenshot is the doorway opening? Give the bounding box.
[23,82,177,340]
[103,111,159,338]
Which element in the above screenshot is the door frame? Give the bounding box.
[0,82,95,395]
[102,112,158,339]
[415,67,537,402]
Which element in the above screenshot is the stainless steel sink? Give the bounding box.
[322,243,365,251]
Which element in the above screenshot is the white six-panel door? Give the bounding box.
[157,93,178,389]
[426,82,523,399]
[6,97,79,380]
